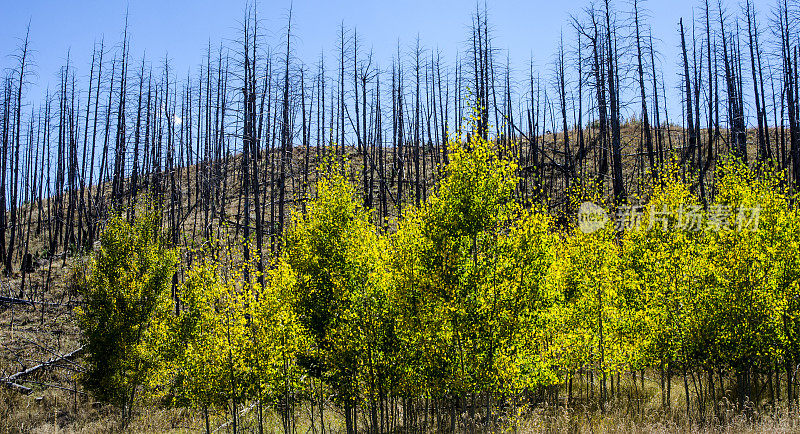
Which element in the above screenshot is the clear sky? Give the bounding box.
[0,0,778,118]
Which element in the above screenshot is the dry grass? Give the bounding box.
[4,362,800,433]
[513,404,800,433]
[0,387,209,433]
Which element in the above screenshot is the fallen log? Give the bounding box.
[1,345,85,394]
[2,381,32,394]
[0,296,77,308]
[0,296,33,306]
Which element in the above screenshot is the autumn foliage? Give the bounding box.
[78,131,800,432]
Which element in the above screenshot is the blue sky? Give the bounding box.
[0,0,778,118]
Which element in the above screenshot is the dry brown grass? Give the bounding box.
[514,405,800,433]
[4,369,800,433]
[0,387,210,433]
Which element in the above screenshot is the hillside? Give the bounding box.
[0,120,793,433]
